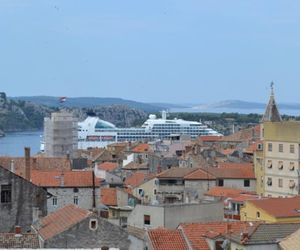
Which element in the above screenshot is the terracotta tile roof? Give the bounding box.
[243,142,258,154]
[220,125,261,143]
[37,204,92,240]
[157,167,199,179]
[180,221,257,250]
[184,168,216,180]
[0,233,40,248]
[230,194,259,203]
[31,170,102,187]
[0,156,71,178]
[100,188,117,206]
[97,162,118,172]
[220,148,236,155]
[132,143,149,153]
[205,163,255,179]
[199,136,223,142]
[148,228,188,250]
[218,162,253,169]
[77,148,104,159]
[248,196,300,218]
[124,172,154,188]
[123,161,149,170]
[205,187,254,198]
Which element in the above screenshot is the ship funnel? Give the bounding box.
[161,110,167,120]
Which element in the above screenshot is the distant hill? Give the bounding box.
[1,93,149,132]
[10,96,165,112]
[149,102,189,109]
[193,100,300,110]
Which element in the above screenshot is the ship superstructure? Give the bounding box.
[78,111,221,149]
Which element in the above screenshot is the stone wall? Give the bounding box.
[47,187,100,213]
[44,215,131,249]
[0,166,47,232]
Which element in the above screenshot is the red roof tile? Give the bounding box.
[157,167,199,179]
[248,196,300,218]
[199,136,223,142]
[220,125,261,142]
[148,228,188,250]
[180,221,257,250]
[218,162,253,169]
[132,143,149,153]
[230,194,259,203]
[97,162,118,172]
[37,204,91,240]
[205,163,255,179]
[205,187,254,198]
[101,188,117,206]
[0,156,71,177]
[184,168,216,180]
[220,148,236,155]
[31,170,102,187]
[124,172,153,188]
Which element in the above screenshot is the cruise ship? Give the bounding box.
[78,111,221,149]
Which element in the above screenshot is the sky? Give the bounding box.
[1,0,300,104]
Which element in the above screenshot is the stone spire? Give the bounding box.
[261,82,282,122]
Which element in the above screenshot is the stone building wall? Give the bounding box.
[47,187,100,213]
[44,215,131,249]
[0,166,47,232]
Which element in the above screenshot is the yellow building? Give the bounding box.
[254,84,300,197]
[263,121,300,197]
[254,145,264,196]
[132,176,158,204]
[241,196,300,223]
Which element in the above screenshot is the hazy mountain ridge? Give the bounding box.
[10,96,166,112]
[193,100,300,110]
[0,93,148,132]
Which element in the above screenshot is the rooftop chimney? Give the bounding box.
[15,226,21,235]
[24,147,31,181]
[60,172,64,187]
[10,159,15,173]
[240,231,249,243]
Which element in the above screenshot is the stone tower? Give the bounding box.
[44,111,78,158]
[261,82,282,122]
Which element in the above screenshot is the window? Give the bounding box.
[138,189,144,197]
[144,215,150,225]
[73,187,79,193]
[153,189,157,195]
[289,162,295,171]
[217,179,224,187]
[268,143,272,152]
[267,178,272,186]
[1,184,12,203]
[278,161,283,170]
[89,219,98,230]
[74,196,78,205]
[278,178,283,188]
[289,180,296,189]
[244,179,250,187]
[256,211,260,219]
[267,160,272,169]
[290,144,295,154]
[52,197,57,206]
[279,144,283,153]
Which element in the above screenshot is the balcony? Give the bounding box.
[224,209,240,220]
